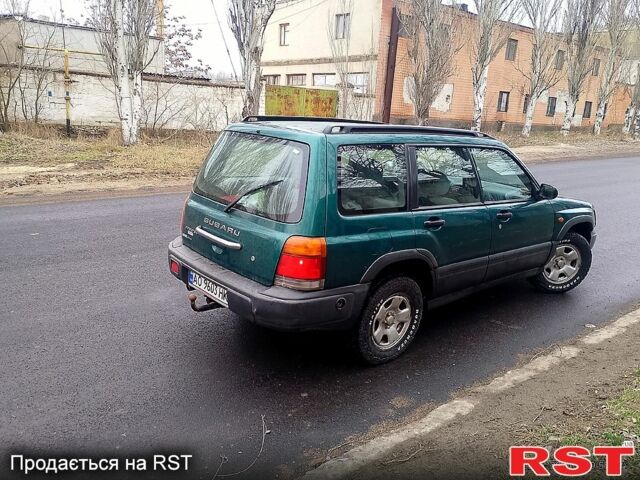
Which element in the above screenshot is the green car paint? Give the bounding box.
[170,117,595,334]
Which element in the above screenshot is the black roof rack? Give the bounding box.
[241,115,494,139]
[324,124,494,138]
[242,115,381,125]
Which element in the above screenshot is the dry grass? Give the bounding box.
[494,128,633,148]
[0,129,212,174]
[0,124,637,197]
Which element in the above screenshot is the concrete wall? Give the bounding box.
[2,68,246,132]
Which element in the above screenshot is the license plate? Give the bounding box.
[188,270,228,307]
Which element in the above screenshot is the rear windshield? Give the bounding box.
[194,131,310,223]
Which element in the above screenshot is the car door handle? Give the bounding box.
[424,217,445,229]
[496,210,513,222]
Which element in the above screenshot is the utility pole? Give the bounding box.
[59,0,71,136]
[382,7,399,123]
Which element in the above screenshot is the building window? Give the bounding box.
[505,38,518,61]
[313,73,336,87]
[555,50,565,70]
[335,13,351,39]
[546,97,557,116]
[592,58,600,76]
[583,101,593,118]
[263,75,280,85]
[287,74,306,86]
[347,72,369,94]
[523,94,530,114]
[497,91,510,112]
[279,23,289,46]
[398,13,412,37]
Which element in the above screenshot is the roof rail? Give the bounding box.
[241,116,495,139]
[242,115,381,125]
[324,124,494,138]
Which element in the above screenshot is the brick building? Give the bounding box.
[262,0,638,130]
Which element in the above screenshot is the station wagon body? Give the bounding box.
[169,117,596,363]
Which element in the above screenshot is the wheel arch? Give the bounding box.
[558,216,594,243]
[361,249,436,298]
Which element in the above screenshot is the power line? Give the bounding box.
[209,0,240,83]
[272,0,331,22]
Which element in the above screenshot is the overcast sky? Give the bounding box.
[25,0,240,74]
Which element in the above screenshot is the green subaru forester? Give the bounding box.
[168,116,596,364]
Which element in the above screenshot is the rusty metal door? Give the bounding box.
[265,85,338,117]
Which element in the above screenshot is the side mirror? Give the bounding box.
[537,183,558,200]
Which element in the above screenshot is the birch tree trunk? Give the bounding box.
[115,0,134,146]
[561,98,575,135]
[471,64,489,132]
[623,105,636,133]
[593,100,606,135]
[521,95,538,137]
[130,71,143,144]
[634,109,640,140]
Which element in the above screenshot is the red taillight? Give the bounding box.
[275,237,326,291]
[170,259,181,276]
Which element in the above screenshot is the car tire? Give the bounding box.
[529,232,592,293]
[354,276,423,365]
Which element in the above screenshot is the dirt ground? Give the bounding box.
[0,130,638,201]
[346,308,640,480]
[0,131,210,199]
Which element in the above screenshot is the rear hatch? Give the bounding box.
[181,128,323,286]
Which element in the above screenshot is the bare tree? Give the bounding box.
[469,0,519,131]
[560,0,602,135]
[402,0,458,125]
[0,0,30,131]
[142,77,186,133]
[593,0,633,134]
[228,0,276,117]
[327,0,354,118]
[621,64,640,135]
[622,0,640,136]
[17,22,58,123]
[88,0,160,145]
[164,5,211,78]
[518,0,563,136]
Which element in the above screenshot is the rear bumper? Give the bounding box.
[168,237,369,331]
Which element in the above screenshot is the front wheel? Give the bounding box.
[354,277,423,365]
[529,232,592,293]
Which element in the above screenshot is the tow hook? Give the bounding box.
[188,293,223,312]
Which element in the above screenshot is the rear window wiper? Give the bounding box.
[224,179,284,213]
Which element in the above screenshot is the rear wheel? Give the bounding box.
[354,277,423,365]
[530,232,592,293]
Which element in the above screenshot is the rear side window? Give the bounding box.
[337,144,407,215]
[194,131,309,223]
[415,147,481,207]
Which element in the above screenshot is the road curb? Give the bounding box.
[301,305,640,480]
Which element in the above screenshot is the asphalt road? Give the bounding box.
[2,155,640,479]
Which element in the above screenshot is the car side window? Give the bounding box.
[415,147,481,207]
[337,144,407,215]
[470,148,534,202]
